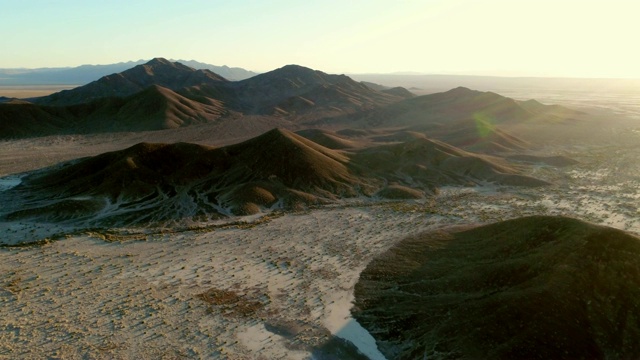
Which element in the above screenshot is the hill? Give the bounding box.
[353,216,640,359]
[1,128,547,226]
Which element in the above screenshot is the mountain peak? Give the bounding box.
[145,57,174,66]
[280,64,313,71]
[445,86,477,96]
[140,58,195,73]
[34,57,228,106]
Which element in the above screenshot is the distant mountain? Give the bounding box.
[0,60,146,85]
[0,59,256,86]
[35,58,230,106]
[1,128,547,226]
[354,215,640,359]
[172,59,257,81]
[350,73,640,97]
[361,81,415,99]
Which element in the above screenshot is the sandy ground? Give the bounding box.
[0,205,447,359]
[0,86,79,99]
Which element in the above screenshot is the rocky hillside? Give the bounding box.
[353,216,640,359]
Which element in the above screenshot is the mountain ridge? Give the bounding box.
[35,58,229,106]
[0,59,257,86]
[0,59,410,138]
[1,127,548,226]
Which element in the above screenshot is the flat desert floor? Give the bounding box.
[0,86,79,99]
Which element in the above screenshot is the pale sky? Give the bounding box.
[1,0,639,78]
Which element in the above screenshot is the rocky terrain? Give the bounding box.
[0,128,548,237]
[1,58,639,359]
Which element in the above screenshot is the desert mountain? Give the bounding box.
[2,128,546,226]
[353,215,640,359]
[35,58,229,106]
[231,64,403,115]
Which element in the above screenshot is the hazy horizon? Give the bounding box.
[4,57,640,82]
[2,0,639,79]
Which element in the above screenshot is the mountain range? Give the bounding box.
[0,58,413,137]
[1,128,549,226]
[0,59,257,85]
[0,57,592,227]
[0,57,587,155]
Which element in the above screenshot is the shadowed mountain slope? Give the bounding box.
[0,102,73,138]
[2,128,547,226]
[353,216,640,359]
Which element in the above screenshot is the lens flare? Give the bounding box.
[474,112,495,138]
